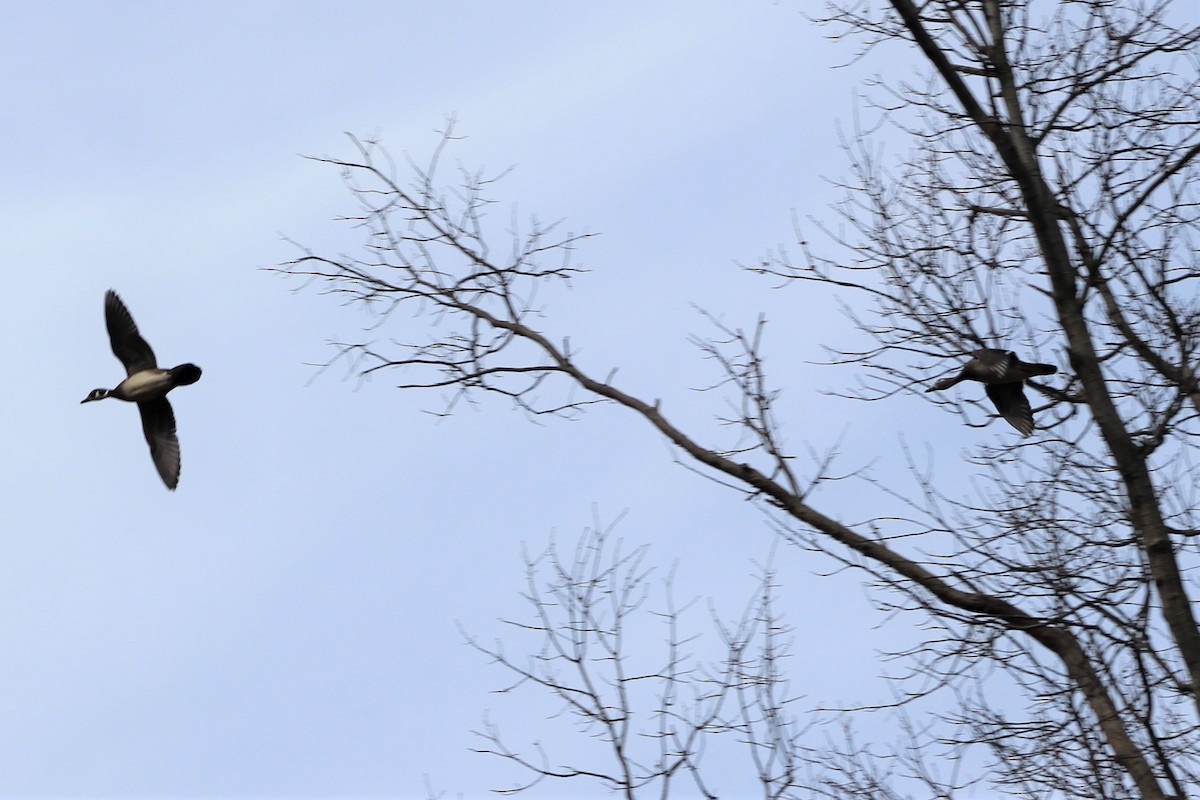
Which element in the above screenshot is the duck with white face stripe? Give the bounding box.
[82,290,202,490]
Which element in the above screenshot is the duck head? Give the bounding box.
[81,388,112,403]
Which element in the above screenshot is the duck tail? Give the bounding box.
[170,363,203,385]
[1027,362,1057,377]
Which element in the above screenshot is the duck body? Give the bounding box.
[83,364,202,404]
[926,348,1056,436]
[81,290,201,490]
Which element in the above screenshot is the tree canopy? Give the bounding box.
[281,2,1200,797]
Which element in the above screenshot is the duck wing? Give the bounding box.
[105,290,158,375]
[985,382,1035,436]
[972,349,1017,380]
[137,397,181,490]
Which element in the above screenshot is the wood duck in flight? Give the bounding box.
[926,348,1056,436]
[82,290,202,489]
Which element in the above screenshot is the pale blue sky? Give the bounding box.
[0,2,972,797]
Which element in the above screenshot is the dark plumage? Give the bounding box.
[81,290,201,489]
[926,348,1056,436]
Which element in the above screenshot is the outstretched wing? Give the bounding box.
[985,382,1034,436]
[137,397,181,490]
[105,290,158,375]
[972,349,1016,380]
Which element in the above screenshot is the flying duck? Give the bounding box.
[926,348,1056,436]
[82,290,201,489]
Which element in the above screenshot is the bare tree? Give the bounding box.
[277,1,1200,797]
[461,513,803,798]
